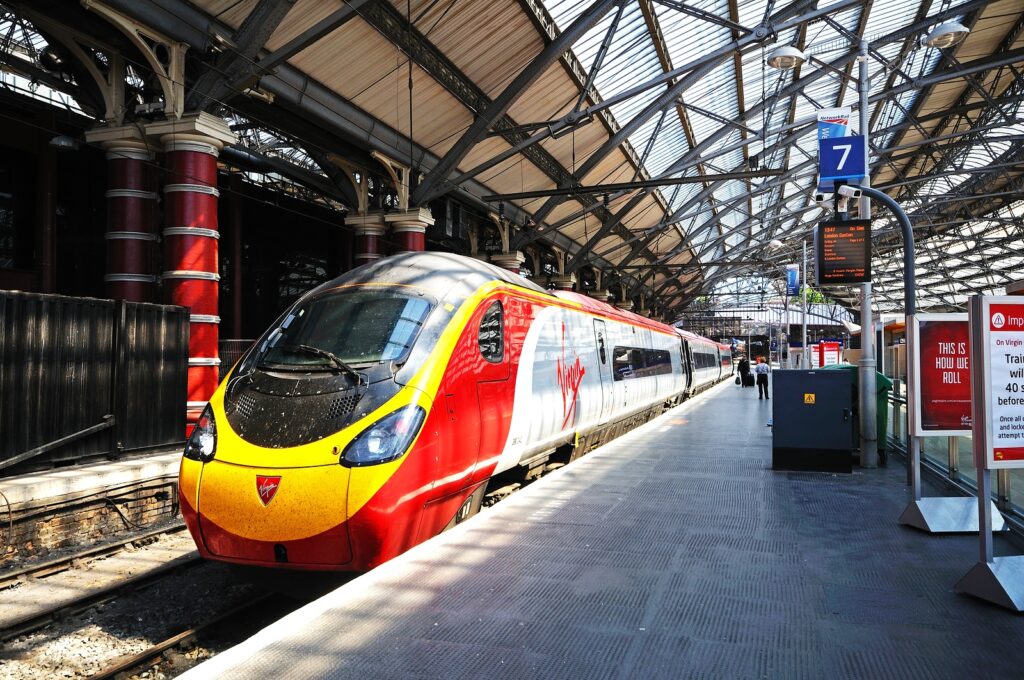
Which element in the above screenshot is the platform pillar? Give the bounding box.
[149,113,236,426]
[589,289,611,303]
[87,127,159,302]
[550,274,576,291]
[348,214,387,266]
[491,251,525,274]
[385,208,434,254]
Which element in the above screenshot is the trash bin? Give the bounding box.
[819,364,893,460]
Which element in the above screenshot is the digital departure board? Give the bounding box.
[816,219,871,285]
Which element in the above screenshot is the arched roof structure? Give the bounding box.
[7,0,1024,319]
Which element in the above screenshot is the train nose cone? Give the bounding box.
[197,461,352,567]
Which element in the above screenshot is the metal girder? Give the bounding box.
[250,0,370,76]
[522,0,865,267]
[651,0,752,34]
[410,0,620,207]
[482,171,782,201]
[347,0,656,270]
[186,0,297,111]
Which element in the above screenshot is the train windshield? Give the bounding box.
[257,288,433,369]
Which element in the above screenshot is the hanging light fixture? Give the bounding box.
[923,21,970,49]
[766,45,806,70]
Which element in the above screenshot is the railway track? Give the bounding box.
[0,551,203,644]
[0,522,188,591]
[88,592,292,680]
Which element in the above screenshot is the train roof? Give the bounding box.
[313,252,547,306]
[316,253,719,346]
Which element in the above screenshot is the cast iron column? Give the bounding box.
[103,141,158,301]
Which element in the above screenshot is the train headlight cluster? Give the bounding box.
[184,405,218,462]
[342,405,426,467]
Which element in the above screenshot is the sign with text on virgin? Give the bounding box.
[973,297,1024,469]
[910,314,971,436]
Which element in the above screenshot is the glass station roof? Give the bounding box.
[541,0,1024,316]
[4,0,1022,321]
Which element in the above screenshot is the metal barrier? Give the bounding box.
[0,292,189,476]
[886,392,1023,535]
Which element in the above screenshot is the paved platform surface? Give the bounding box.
[182,381,1024,679]
[0,450,180,506]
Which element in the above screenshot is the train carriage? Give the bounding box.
[178,252,725,571]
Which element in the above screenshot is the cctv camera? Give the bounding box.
[814,192,833,209]
[836,184,862,199]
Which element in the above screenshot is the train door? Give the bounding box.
[476,297,512,469]
[592,319,612,422]
[681,339,694,392]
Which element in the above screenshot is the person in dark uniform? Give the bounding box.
[754,356,770,399]
[738,356,750,382]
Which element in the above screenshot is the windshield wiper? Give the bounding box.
[279,344,365,383]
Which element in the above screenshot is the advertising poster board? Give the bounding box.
[909,313,971,437]
[970,296,1024,469]
[818,342,841,367]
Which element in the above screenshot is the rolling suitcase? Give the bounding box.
[743,373,755,387]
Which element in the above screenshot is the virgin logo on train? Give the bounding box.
[556,322,585,428]
[256,475,281,506]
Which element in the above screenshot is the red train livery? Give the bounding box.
[179,252,731,571]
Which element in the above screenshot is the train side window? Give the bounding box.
[598,334,607,364]
[478,300,503,362]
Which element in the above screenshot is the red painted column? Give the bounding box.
[161,137,223,425]
[349,214,386,266]
[386,208,434,254]
[103,142,158,301]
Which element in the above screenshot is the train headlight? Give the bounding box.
[342,405,426,467]
[183,405,217,462]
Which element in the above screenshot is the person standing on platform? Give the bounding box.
[738,356,750,385]
[754,356,771,400]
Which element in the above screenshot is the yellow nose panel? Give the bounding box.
[199,460,349,541]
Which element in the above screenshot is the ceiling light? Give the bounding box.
[766,46,806,70]
[923,21,970,49]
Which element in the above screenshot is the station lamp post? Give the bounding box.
[766,21,967,468]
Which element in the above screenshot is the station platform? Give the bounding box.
[182,381,1024,679]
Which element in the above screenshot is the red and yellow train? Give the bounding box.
[179,252,731,571]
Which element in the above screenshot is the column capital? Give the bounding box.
[347,212,387,236]
[615,301,635,311]
[85,125,152,156]
[384,207,435,232]
[147,112,237,152]
[549,274,576,291]
[490,251,525,272]
[588,289,611,302]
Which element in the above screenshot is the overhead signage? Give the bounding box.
[909,314,971,436]
[817,107,851,140]
[818,135,867,186]
[785,264,800,296]
[816,220,871,285]
[970,296,1024,469]
[816,107,851,190]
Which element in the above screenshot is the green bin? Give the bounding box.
[819,364,893,456]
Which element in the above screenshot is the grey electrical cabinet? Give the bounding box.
[772,369,855,473]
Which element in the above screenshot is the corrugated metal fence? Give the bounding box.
[0,292,189,476]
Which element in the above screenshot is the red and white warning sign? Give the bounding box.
[971,296,1024,469]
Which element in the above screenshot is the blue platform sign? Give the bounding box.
[785,264,800,296]
[818,135,866,186]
